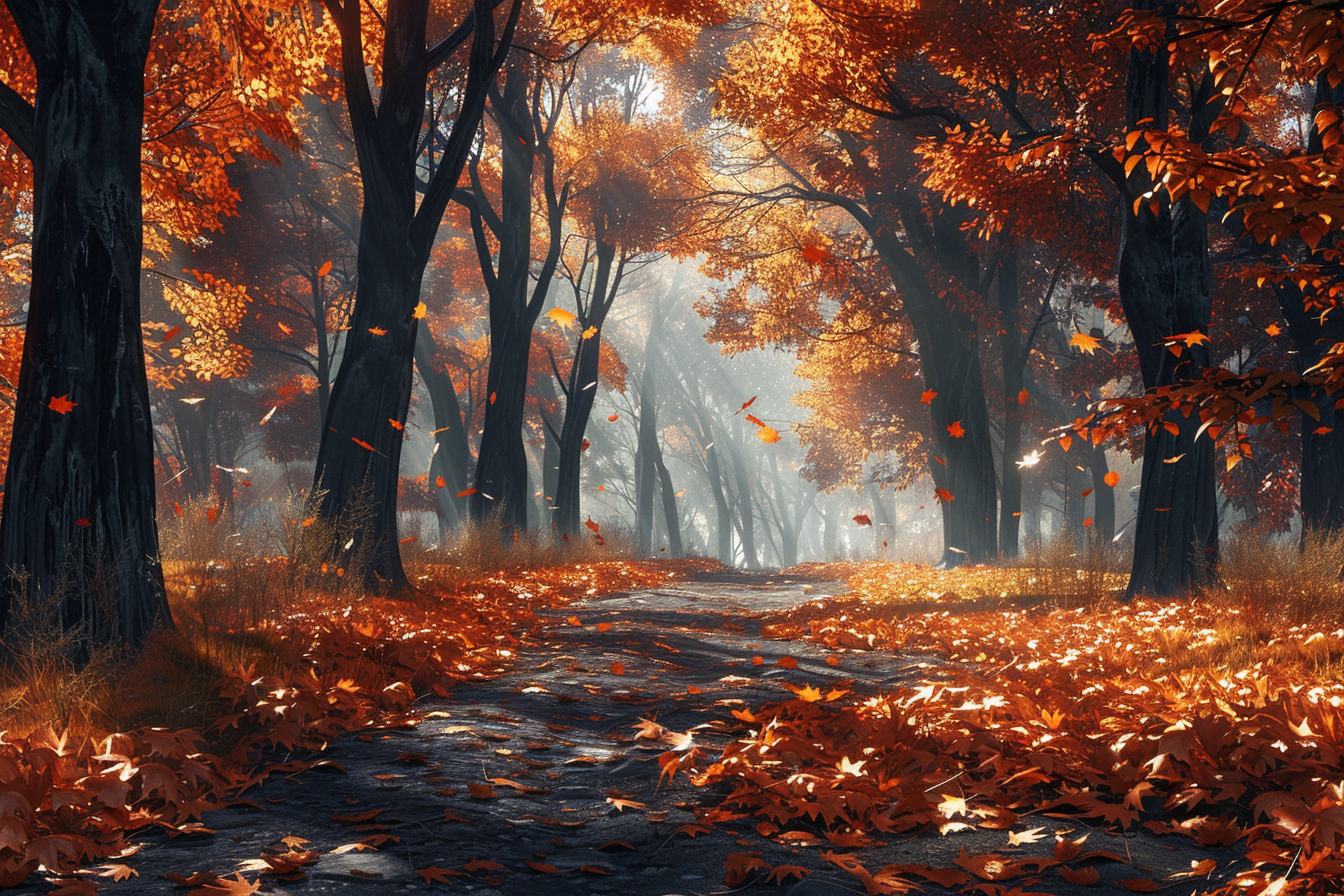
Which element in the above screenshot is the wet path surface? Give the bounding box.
[34,573,1230,895]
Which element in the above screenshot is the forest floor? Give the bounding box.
[12,565,1305,896]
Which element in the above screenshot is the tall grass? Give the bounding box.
[1009,525,1128,608]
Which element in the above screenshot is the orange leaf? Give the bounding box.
[1059,434,1072,452]
[935,487,954,503]
[777,656,798,669]
[947,421,965,438]
[318,261,333,277]
[607,414,619,422]
[412,302,427,319]
[921,390,937,403]
[1069,332,1102,354]
[388,418,403,430]
[757,425,781,443]
[596,622,613,632]
[801,245,832,264]
[736,396,757,414]
[435,476,446,488]
[751,656,764,665]
[610,662,626,676]
[457,487,476,497]
[725,853,771,887]
[1058,867,1101,886]
[1104,471,1120,487]
[188,872,260,896]
[417,866,462,884]
[1018,389,1028,404]
[1265,323,1282,337]
[466,783,497,799]
[351,437,376,452]
[48,394,76,414]
[75,517,91,528]
[853,514,872,526]
[525,858,561,874]
[463,860,505,872]
[163,325,182,342]
[369,327,387,336]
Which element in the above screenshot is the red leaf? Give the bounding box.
[48,394,76,414]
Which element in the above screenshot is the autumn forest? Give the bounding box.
[4,0,1344,894]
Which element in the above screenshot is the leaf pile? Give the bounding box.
[0,559,696,887]
[669,579,1344,895]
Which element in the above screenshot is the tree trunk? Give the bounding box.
[653,449,683,557]
[1118,8,1219,597]
[634,334,659,554]
[553,240,617,540]
[471,69,540,534]
[309,0,510,589]
[414,325,471,539]
[0,0,171,653]
[729,434,760,569]
[997,253,1024,559]
[1282,73,1344,536]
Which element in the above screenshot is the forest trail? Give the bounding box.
[47,572,1230,896]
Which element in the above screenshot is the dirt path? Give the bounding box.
[33,572,1237,895]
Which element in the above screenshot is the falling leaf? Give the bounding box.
[596,622,612,632]
[1070,332,1102,354]
[921,390,937,403]
[1018,389,1028,404]
[757,426,781,443]
[610,662,626,675]
[1164,453,1185,464]
[75,518,91,528]
[853,514,872,526]
[260,406,277,425]
[412,302,427,319]
[318,261,333,277]
[352,437,376,452]
[457,488,476,497]
[736,396,758,415]
[1017,450,1042,469]
[1059,433,1073,452]
[935,487,955,502]
[48,394,76,414]
[777,656,798,669]
[1104,471,1120,486]
[607,414,619,421]
[947,421,965,438]
[388,418,403,430]
[606,796,645,811]
[369,327,387,336]
[546,307,578,329]
[1265,323,1282,337]
[163,325,182,341]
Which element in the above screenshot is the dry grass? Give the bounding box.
[0,502,669,742]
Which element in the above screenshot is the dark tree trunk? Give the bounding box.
[729,434,760,570]
[653,450,683,557]
[469,63,565,534]
[1280,74,1344,536]
[870,222,998,567]
[0,0,171,652]
[533,363,562,534]
[704,430,734,563]
[414,325,471,538]
[634,327,659,554]
[1090,446,1116,543]
[553,240,617,540]
[174,395,214,501]
[1116,7,1220,597]
[308,0,513,590]
[997,253,1023,558]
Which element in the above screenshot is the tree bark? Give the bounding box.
[308,0,513,591]
[997,253,1024,558]
[469,63,565,534]
[1116,6,1219,597]
[414,325,471,538]
[0,0,171,653]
